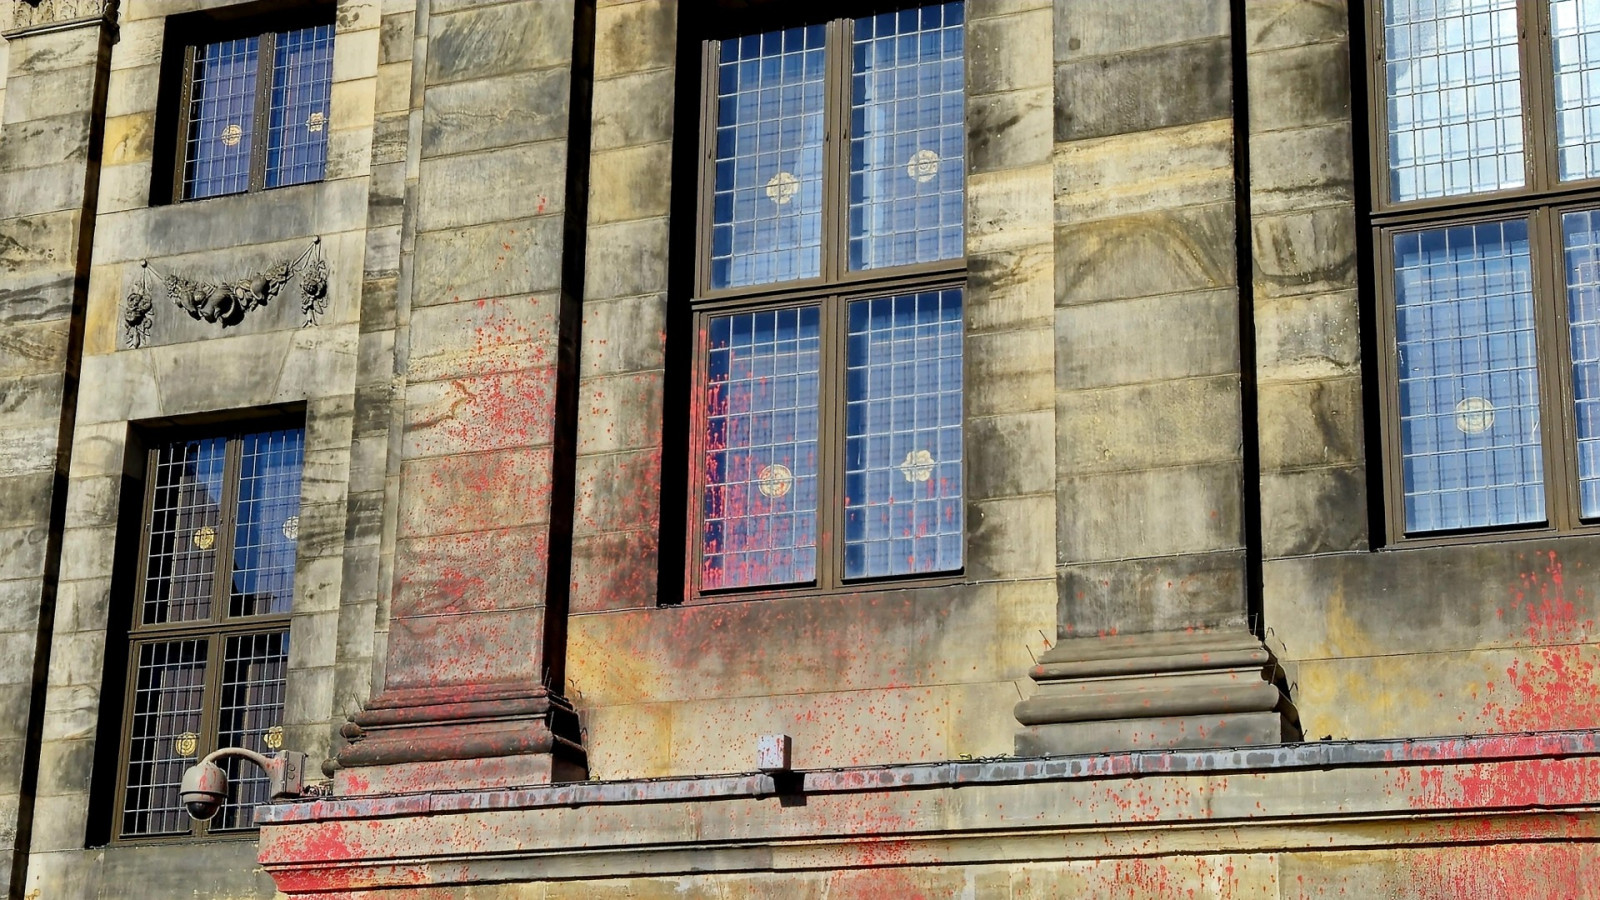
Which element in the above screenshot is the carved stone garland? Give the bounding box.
[123,237,329,349]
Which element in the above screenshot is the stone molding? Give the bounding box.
[332,685,587,792]
[5,0,116,38]
[1014,630,1300,756]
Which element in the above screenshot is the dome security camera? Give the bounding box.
[179,760,228,821]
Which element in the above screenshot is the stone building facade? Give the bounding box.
[1,0,1598,896]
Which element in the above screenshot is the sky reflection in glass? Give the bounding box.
[849,3,965,270]
[1394,219,1545,531]
[844,290,963,578]
[711,27,827,289]
[701,308,821,588]
[1384,0,1524,200]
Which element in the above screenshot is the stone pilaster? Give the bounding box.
[0,0,113,891]
[331,0,594,793]
[1017,0,1295,755]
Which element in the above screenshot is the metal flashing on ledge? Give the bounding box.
[258,728,1600,825]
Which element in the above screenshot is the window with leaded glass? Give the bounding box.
[691,3,966,597]
[115,426,302,839]
[1371,0,1600,539]
[168,13,334,202]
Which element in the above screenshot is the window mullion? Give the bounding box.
[821,17,850,284]
[696,39,720,299]
[1538,205,1582,526]
[817,294,844,589]
[1522,0,1560,192]
[213,436,245,623]
[193,631,224,838]
[249,31,275,193]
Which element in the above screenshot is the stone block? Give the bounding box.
[1251,205,1360,300]
[421,66,571,159]
[33,736,94,797]
[416,140,566,231]
[1057,550,1248,637]
[0,472,54,530]
[965,410,1054,501]
[62,475,119,529]
[1247,38,1352,132]
[0,370,65,423]
[0,421,62,478]
[1253,288,1362,383]
[592,67,675,152]
[426,0,573,85]
[1243,0,1349,53]
[573,448,661,537]
[0,209,80,280]
[42,629,104,690]
[288,611,340,670]
[6,26,106,75]
[39,682,99,743]
[1249,122,1357,215]
[1016,711,1282,756]
[1053,119,1234,226]
[391,524,551,618]
[379,11,414,63]
[1056,202,1236,307]
[583,216,670,301]
[568,528,660,614]
[967,493,1055,580]
[0,271,74,328]
[383,606,546,690]
[1057,463,1244,563]
[325,127,374,180]
[409,293,566,373]
[402,367,559,458]
[966,325,1054,417]
[1054,38,1232,142]
[574,371,665,455]
[965,243,1053,335]
[104,64,158,118]
[579,702,673,779]
[968,84,1051,175]
[93,160,153,215]
[593,0,675,80]
[588,142,673,226]
[296,554,347,615]
[967,163,1052,255]
[1056,375,1242,476]
[0,525,49,582]
[19,793,88,854]
[331,25,381,82]
[1259,464,1369,558]
[581,293,666,375]
[0,111,92,170]
[1054,0,1230,62]
[1055,289,1239,391]
[968,6,1052,96]
[1256,375,1364,472]
[3,69,96,122]
[0,577,43,633]
[397,446,555,538]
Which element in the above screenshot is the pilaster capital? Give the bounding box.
[5,0,117,39]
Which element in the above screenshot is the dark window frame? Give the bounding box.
[111,419,302,842]
[154,1,336,205]
[684,5,968,602]
[1366,0,1600,544]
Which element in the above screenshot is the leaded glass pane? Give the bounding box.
[849,3,965,270]
[1564,209,1600,516]
[701,307,821,588]
[212,631,289,831]
[230,429,304,617]
[1384,0,1524,201]
[266,24,334,188]
[710,26,827,289]
[843,289,963,578]
[122,639,208,837]
[1394,219,1545,532]
[144,438,228,624]
[184,37,261,200]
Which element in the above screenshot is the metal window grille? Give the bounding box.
[116,425,302,839]
[180,23,334,201]
[693,4,966,597]
[1370,1,1600,539]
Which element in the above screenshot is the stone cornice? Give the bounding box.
[4,0,116,39]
